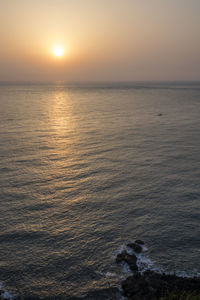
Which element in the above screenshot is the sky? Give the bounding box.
[0,0,200,82]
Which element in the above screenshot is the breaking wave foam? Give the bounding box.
[0,282,17,300]
[115,242,200,279]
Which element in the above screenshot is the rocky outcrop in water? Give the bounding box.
[127,243,142,253]
[116,240,200,300]
[116,250,138,272]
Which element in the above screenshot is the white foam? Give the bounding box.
[121,261,132,276]
[140,244,148,252]
[174,270,200,279]
[96,271,117,278]
[114,242,154,275]
[136,254,154,273]
[104,272,117,278]
[0,282,17,300]
[116,242,200,279]
[1,291,16,300]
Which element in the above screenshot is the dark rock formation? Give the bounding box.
[116,241,200,300]
[127,243,142,253]
[121,270,200,300]
[135,239,144,245]
[116,250,138,272]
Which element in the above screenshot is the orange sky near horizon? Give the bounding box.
[0,0,200,82]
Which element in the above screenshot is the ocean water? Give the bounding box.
[0,82,200,299]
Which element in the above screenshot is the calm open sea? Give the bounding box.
[0,82,200,299]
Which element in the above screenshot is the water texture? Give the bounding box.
[0,82,200,298]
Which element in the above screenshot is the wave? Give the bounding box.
[0,282,17,300]
[115,241,200,279]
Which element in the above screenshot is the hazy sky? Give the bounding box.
[0,0,200,82]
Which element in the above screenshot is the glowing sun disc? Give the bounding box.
[53,46,64,57]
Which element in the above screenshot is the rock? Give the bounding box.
[116,250,127,263]
[135,239,144,245]
[121,270,200,300]
[118,242,200,299]
[116,250,138,272]
[127,243,142,253]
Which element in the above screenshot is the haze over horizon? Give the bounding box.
[1,0,200,82]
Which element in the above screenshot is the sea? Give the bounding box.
[0,81,200,299]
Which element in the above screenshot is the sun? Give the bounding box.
[53,45,64,57]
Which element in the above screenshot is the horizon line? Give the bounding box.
[0,80,200,85]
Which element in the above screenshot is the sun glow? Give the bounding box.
[53,45,64,57]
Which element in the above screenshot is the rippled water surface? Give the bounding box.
[0,82,200,298]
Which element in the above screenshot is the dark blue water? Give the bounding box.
[0,82,200,299]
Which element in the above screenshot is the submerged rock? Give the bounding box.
[116,250,138,272]
[127,243,142,253]
[135,239,144,245]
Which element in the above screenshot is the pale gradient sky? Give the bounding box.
[0,0,200,82]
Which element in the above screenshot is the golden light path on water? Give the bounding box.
[44,87,86,210]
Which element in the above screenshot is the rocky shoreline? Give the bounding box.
[116,240,200,300]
